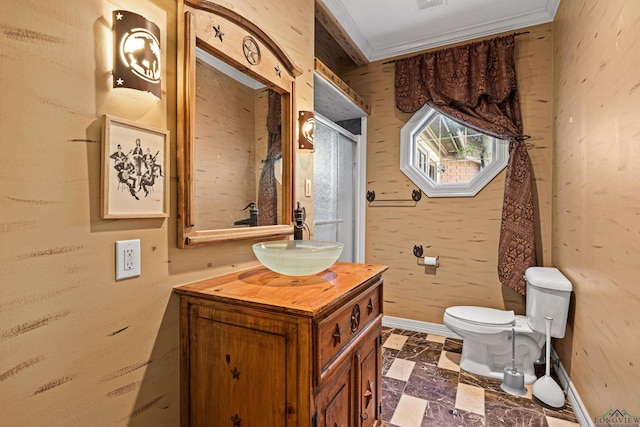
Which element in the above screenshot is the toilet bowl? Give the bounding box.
[443,267,573,384]
[444,307,544,383]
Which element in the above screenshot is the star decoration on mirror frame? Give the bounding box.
[213,24,224,42]
[242,36,261,65]
[274,64,282,78]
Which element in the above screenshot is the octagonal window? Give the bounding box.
[400,104,509,197]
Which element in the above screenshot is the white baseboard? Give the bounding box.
[383,315,591,427]
[382,315,461,338]
[550,346,593,427]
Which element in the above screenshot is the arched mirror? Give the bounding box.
[400,104,509,197]
[177,1,301,247]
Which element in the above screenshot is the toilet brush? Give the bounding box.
[501,325,527,397]
[532,316,565,408]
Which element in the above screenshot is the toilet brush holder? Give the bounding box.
[501,367,527,397]
[501,326,527,397]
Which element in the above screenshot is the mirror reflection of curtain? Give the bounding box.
[258,89,282,225]
[394,34,536,295]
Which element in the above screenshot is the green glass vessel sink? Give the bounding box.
[252,240,344,276]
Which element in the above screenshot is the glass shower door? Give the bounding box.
[313,119,356,262]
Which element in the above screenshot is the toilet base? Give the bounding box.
[459,353,538,384]
[456,332,543,385]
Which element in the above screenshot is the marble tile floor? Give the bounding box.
[380,327,581,427]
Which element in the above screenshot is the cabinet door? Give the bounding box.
[315,362,353,427]
[355,321,381,427]
[188,304,299,427]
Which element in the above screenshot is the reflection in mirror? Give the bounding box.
[400,105,508,197]
[194,48,282,230]
[178,4,300,247]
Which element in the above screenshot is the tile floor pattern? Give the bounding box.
[380,327,581,427]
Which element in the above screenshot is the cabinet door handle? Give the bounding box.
[364,380,373,408]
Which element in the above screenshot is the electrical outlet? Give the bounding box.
[124,248,135,271]
[116,239,140,281]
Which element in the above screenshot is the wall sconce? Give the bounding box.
[298,111,315,150]
[113,10,161,99]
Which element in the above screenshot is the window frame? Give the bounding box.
[400,104,509,197]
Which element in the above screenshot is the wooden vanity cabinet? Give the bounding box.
[174,262,387,427]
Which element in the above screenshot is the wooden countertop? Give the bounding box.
[174,262,388,317]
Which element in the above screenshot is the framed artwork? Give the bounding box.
[101,115,169,218]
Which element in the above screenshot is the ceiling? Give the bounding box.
[321,0,560,62]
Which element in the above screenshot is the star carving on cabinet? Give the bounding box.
[231,414,242,427]
[364,380,373,408]
[213,24,224,42]
[274,64,282,78]
[332,323,343,346]
[231,366,240,380]
[367,298,374,314]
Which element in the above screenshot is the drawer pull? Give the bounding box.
[332,323,343,346]
[350,304,361,332]
[367,298,374,314]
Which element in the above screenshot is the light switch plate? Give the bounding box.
[116,239,140,280]
[304,179,312,197]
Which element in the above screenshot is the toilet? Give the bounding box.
[443,267,572,384]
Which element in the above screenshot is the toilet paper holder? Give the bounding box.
[413,245,439,267]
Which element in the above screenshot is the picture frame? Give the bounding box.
[101,115,169,218]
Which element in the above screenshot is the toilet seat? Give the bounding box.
[445,306,515,326]
[444,306,536,336]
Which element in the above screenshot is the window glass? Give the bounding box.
[400,105,508,197]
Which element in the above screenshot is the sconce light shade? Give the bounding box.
[113,10,161,99]
[298,110,315,150]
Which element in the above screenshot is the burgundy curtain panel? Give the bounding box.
[394,34,537,294]
[257,89,282,226]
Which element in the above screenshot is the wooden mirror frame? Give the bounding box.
[177,1,302,247]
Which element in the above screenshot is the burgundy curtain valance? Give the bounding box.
[394,34,537,295]
[395,35,522,139]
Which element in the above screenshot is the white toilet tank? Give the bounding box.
[525,267,573,338]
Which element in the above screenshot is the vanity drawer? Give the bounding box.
[315,279,382,378]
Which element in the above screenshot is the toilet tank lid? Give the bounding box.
[525,267,572,292]
[445,306,515,325]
